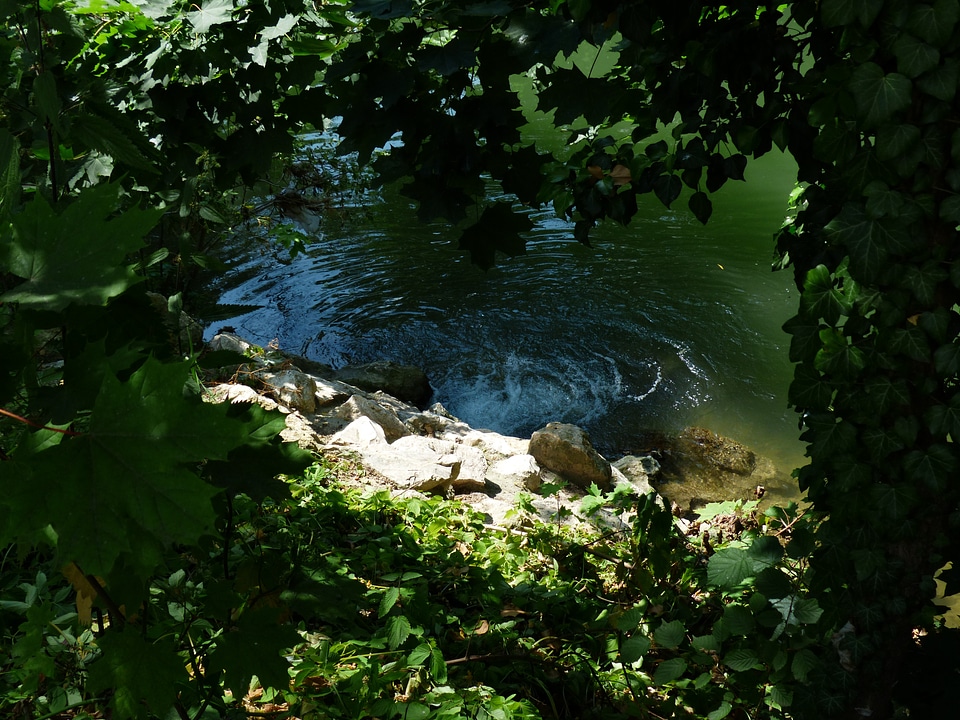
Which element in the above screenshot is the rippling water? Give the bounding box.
[208,151,804,498]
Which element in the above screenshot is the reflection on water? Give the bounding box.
[207,151,805,498]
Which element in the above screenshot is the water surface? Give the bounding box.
[208,151,803,501]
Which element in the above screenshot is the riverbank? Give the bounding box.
[203,331,795,522]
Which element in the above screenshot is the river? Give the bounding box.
[207,149,804,504]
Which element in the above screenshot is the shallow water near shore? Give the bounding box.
[208,151,805,505]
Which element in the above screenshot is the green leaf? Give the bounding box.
[0,128,20,220]
[2,356,298,576]
[261,13,298,40]
[849,63,912,128]
[908,0,960,46]
[408,642,432,667]
[724,648,761,672]
[72,113,158,172]
[380,586,400,616]
[708,547,755,590]
[789,364,835,410]
[653,657,687,686]
[889,326,931,362]
[783,315,823,363]
[821,0,883,27]
[917,58,960,101]
[748,536,785,568]
[926,397,960,437]
[1,185,161,311]
[186,0,233,33]
[619,635,651,664]
[386,615,412,650]
[708,700,733,720]
[892,34,940,77]
[33,71,62,132]
[903,445,956,490]
[722,605,756,636]
[653,173,682,208]
[87,630,184,720]
[876,124,920,161]
[801,264,851,325]
[791,648,819,682]
[614,605,645,632]
[207,609,300,698]
[458,202,533,269]
[688,191,712,224]
[861,427,904,463]
[870,483,919,521]
[653,620,686,650]
[935,342,960,376]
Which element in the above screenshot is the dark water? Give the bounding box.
[208,151,804,500]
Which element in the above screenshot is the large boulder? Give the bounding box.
[528,422,612,490]
[333,361,432,408]
[256,367,318,414]
[357,435,489,495]
[334,394,409,442]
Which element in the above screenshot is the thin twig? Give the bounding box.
[0,407,81,436]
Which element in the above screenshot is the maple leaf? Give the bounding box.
[2,355,308,577]
[0,183,162,312]
[207,608,302,698]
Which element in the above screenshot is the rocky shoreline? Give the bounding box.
[203,331,790,527]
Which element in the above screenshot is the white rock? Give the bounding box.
[331,416,387,447]
[334,394,409,442]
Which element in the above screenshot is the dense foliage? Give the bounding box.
[2,1,960,719]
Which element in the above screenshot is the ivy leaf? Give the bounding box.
[87,630,184,720]
[903,445,957,490]
[926,397,960,438]
[821,0,883,27]
[861,427,904,463]
[186,0,234,34]
[889,326,931,362]
[935,342,960,377]
[908,0,960,46]
[1,185,161,312]
[789,364,834,411]
[801,264,850,325]
[207,609,301,698]
[876,124,921,161]
[892,34,940,78]
[783,315,822,363]
[918,58,960,102]
[849,62,912,128]
[870,483,919,521]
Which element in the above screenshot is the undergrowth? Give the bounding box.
[1,453,823,720]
